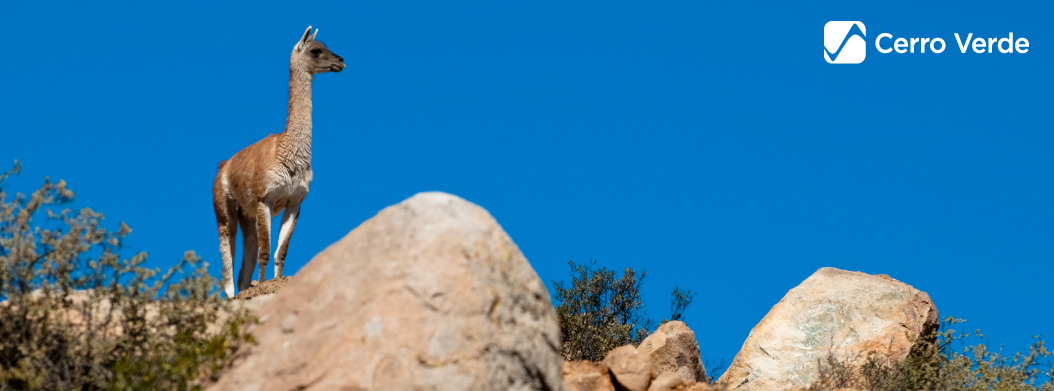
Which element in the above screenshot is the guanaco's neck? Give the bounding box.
[277,65,313,170]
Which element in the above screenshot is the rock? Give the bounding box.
[603,345,655,391]
[638,321,706,383]
[673,383,716,391]
[4,289,240,336]
[564,361,616,391]
[230,293,275,313]
[207,192,565,391]
[232,276,291,299]
[717,268,939,391]
[3,290,139,335]
[646,371,685,391]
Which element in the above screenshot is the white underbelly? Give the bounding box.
[231,171,311,216]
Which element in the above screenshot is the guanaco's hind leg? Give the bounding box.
[237,210,258,292]
[213,196,238,299]
[274,201,301,278]
[255,201,273,283]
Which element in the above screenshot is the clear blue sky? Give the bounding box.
[2,0,1050,368]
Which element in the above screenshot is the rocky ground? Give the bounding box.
[231,276,293,300]
[207,192,940,391]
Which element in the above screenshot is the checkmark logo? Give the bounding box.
[824,21,867,64]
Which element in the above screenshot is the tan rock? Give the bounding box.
[717,268,938,391]
[207,192,565,391]
[647,371,685,391]
[232,276,291,299]
[3,290,241,336]
[603,345,655,391]
[229,293,274,314]
[673,382,716,391]
[639,321,706,382]
[564,361,616,391]
[3,290,145,335]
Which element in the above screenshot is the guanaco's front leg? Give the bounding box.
[274,201,301,278]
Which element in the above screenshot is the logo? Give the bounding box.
[824,21,867,64]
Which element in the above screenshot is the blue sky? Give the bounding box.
[2,0,1050,369]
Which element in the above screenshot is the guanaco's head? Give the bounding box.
[291,26,345,74]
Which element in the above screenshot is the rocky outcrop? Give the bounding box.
[564,361,616,391]
[229,293,274,314]
[717,268,939,391]
[603,345,655,391]
[565,320,710,391]
[208,192,565,391]
[646,371,685,391]
[673,383,717,391]
[231,276,292,300]
[638,321,706,383]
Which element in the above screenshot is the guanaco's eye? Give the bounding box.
[310,48,322,56]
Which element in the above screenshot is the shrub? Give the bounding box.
[809,316,1054,391]
[552,259,695,362]
[0,161,254,391]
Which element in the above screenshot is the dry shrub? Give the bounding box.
[552,259,696,362]
[809,317,1054,391]
[0,161,254,391]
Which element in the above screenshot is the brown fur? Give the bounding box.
[212,27,344,298]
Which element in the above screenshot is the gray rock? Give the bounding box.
[207,192,565,391]
[717,268,939,391]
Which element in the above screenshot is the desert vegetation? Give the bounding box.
[552,260,1053,391]
[808,316,1053,391]
[3,160,1052,391]
[551,260,697,362]
[0,162,253,391]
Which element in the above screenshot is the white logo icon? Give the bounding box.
[824,21,866,64]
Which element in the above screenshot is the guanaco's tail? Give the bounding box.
[218,160,228,171]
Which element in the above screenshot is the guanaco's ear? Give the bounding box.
[294,25,314,51]
[312,28,319,41]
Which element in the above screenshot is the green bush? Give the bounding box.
[0,161,254,391]
[809,316,1054,391]
[552,259,695,362]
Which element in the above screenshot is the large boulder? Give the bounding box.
[717,268,939,391]
[638,321,706,383]
[208,192,565,391]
